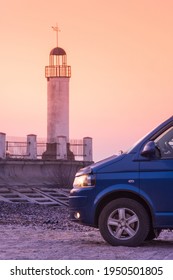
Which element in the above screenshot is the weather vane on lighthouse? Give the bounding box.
[51,23,61,47]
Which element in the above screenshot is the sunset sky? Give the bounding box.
[1,0,173,161]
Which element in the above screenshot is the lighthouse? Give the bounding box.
[44,25,71,159]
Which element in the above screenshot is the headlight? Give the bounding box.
[73,174,95,188]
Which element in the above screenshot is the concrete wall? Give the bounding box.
[0,159,92,188]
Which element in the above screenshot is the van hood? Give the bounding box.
[76,154,125,176]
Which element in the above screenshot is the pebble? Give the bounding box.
[0,202,94,232]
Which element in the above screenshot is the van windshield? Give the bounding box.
[126,128,155,153]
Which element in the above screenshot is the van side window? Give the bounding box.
[154,126,173,158]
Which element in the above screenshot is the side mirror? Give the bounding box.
[141,141,157,158]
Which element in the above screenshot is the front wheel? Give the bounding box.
[98,198,150,247]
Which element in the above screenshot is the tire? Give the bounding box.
[98,198,150,247]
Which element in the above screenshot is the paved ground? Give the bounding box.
[0,201,173,260]
[1,225,173,260]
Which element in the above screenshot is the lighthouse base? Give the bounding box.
[42,143,57,160]
[42,143,75,161]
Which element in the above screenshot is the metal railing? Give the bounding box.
[69,139,85,161]
[5,139,86,160]
[6,141,28,158]
[45,65,71,78]
[36,142,47,159]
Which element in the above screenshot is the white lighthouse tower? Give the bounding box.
[44,25,71,159]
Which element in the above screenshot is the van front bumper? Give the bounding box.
[69,188,96,226]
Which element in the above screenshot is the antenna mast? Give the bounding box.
[52,23,61,47]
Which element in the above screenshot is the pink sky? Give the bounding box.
[1,0,173,161]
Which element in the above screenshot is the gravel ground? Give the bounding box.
[0,202,173,260]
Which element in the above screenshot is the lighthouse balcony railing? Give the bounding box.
[45,65,71,78]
